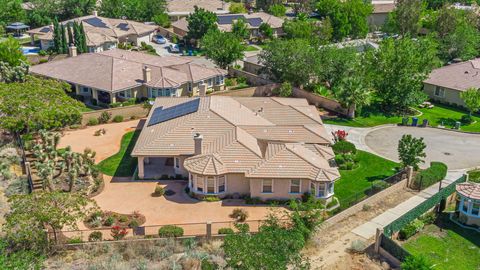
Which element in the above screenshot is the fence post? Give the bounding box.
[206,221,212,241]
[374,228,383,254]
[406,166,413,188]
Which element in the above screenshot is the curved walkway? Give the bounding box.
[326,124,480,170]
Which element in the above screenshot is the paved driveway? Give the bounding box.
[364,126,480,170]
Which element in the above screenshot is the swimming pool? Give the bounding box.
[22,47,40,55]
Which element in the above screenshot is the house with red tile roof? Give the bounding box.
[456,182,480,227]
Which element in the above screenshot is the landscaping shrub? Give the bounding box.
[229,208,248,222]
[118,215,128,223]
[332,141,357,154]
[348,239,367,253]
[67,237,83,244]
[461,114,473,125]
[88,231,103,242]
[468,169,480,183]
[225,78,237,87]
[401,255,432,270]
[412,162,448,190]
[112,115,124,122]
[218,228,234,235]
[419,211,436,225]
[203,195,220,202]
[38,50,47,56]
[158,225,184,237]
[104,216,114,226]
[87,118,99,126]
[153,185,165,197]
[98,111,111,124]
[399,219,424,240]
[237,76,247,84]
[334,154,345,165]
[39,58,48,64]
[69,124,81,129]
[111,226,128,240]
[128,220,139,228]
[371,180,390,193]
[273,82,292,97]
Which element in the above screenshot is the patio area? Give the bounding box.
[143,157,176,179]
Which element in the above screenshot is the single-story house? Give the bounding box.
[132,96,340,202]
[368,2,395,28]
[166,0,230,21]
[26,11,158,53]
[456,182,480,227]
[29,49,227,104]
[423,59,480,108]
[172,12,284,39]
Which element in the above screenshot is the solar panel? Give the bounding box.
[148,98,200,126]
[84,17,109,28]
[247,18,263,27]
[217,15,245,25]
[117,23,130,31]
[39,27,51,33]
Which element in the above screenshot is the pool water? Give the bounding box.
[21,47,40,55]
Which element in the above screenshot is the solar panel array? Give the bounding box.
[117,23,130,31]
[84,17,109,28]
[217,15,244,25]
[247,18,263,27]
[148,98,200,126]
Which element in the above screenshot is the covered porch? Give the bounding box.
[138,157,185,180]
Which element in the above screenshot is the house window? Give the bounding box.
[218,176,226,193]
[175,157,180,169]
[318,183,325,197]
[290,180,301,194]
[472,201,480,216]
[207,177,215,193]
[196,176,204,192]
[434,86,445,98]
[208,78,213,87]
[462,199,469,213]
[118,89,132,98]
[262,179,273,193]
[148,88,178,98]
[310,182,316,196]
[187,82,192,92]
[81,86,91,94]
[327,182,334,195]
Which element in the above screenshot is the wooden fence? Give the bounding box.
[81,104,149,125]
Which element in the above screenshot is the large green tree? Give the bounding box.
[186,6,218,42]
[99,0,167,22]
[398,134,426,170]
[365,37,440,113]
[201,30,244,69]
[0,0,26,25]
[26,0,95,27]
[232,18,250,40]
[0,76,85,133]
[460,88,480,116]
[384,0,424,36]
[0,36,26,67]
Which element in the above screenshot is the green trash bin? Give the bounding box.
[402,117,409,126]
[454,121,461,129]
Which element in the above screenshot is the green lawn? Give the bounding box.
[403,215,480,270]
[468,169,480,183]
[96,129,140,177]
[244,45,259,52]
[324,103,480,132]
[335,150,399,208]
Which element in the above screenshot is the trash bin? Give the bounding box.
[422,119,429,127]
[402,117,409,126]
[412,117,418,126]
[455,121,461,129]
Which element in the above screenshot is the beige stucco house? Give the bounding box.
[424,59,480,108]
[368,2,395,29]
[172,12,284,39]
[456,182,480,227]
[29,49,227,104]
[27,11,158,53]
[166,0,230,21]
[132,96,340,201]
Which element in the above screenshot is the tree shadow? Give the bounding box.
[437,213,480,247]
[112,121,144,177]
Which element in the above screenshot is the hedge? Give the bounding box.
[158,225,184,237]
[384,174,466,237]
[411,162,448,190]
[332,141,356,155]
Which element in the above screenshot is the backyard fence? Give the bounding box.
[80,104,149,126]
[338,169,408,211]
[383,174,466,237]
[375,230,412,265]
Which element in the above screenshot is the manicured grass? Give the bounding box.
[335,150,399,208]
[468,169,480,183]
[96,129,140,177]
[403,215,480,270]
[244,45,259,52]
[324,103,480,132]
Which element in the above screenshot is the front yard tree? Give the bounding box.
[259,22,273,42]
[366,37,440,113]
[385,0,424,36]
[186,6,217,42]
[0,76,85,133]
[460,88,480,116]
[201,30,244,69]
[398,134,426,170]
[334,75,372,118]
[4,191,96,250]
[0,36,26,67]
[232,18,250,40]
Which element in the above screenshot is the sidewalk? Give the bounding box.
[351,170,465,239]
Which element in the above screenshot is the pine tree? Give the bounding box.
[52,18,62,53]
[61,24,68,53]
[80,23,88,53]
[73,22,82,53]
[67,24,74,47]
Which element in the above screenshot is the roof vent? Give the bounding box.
[258,107,264,113]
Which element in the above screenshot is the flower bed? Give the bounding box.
[84,210,146,229]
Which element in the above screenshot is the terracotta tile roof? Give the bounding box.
[457,182,480,200]
[27,15,158,47]
[29,49,227,92]
[133,96,339,182]
[424,59,480,91]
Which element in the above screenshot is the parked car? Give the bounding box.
[168,44,180,53]
[153,35,167,44]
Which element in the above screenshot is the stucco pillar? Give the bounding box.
[92,89,99,102]
[138,157,145,179]
[111,93,117,103]
[75,84,80,95]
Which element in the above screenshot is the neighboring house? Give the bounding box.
[29,49,227,104]
[243,55,264,75]
[423,59,480,108]
[368,2,395,28]
[167,0,230,21]
[172,12,284,39]
[456,182,480,227]
[132,96,340,202]
[26,11,158,52]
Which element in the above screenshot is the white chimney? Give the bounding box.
[143,66,151,83]
[68,46,77,57]
[93,10,98,17]
[194,133,203,155]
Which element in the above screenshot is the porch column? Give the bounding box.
[75,84,80,95]
[92,89,99,102]
[138,157,145,179]
[111,93,117,103]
